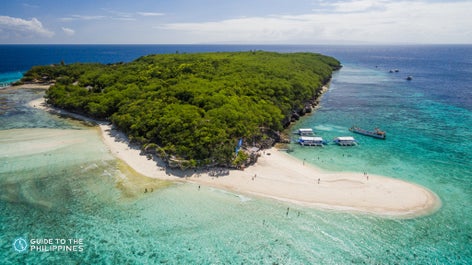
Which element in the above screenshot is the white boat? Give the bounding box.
[298,136,326,146]
[333,136,357,146]
[297,128,314,136]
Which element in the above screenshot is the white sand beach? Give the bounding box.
[28,96,441,218]
[4,83,52,90]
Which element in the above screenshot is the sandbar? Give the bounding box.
[28,95,441,218]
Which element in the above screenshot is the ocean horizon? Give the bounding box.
[1,44,471,264]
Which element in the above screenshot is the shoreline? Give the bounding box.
[27,92,441,218]
[3,83,52,90]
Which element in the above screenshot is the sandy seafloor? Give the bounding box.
[1,44,471,264]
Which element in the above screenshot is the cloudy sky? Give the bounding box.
[1,0,471,44]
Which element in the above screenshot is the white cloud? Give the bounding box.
[61,9,148,23]
[159,0,472,44]
[61,27,75,36]
[60,15,106,22]
[101,8,135,19]
[0,16,54,38]
[160,16,319,43]
[113,17,137,21]
[137,12,165,17]
[321,0,389,13]
[22,3,39,9]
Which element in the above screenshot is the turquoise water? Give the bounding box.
[0,72,23,87]
[1,45,472,264]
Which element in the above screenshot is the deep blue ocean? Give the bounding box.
[1,45,471,264]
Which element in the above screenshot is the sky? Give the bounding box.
[1,0,471,44]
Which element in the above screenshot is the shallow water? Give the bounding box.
[1,45,471,264]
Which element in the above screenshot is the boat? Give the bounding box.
[296,128,314,136]
[406,76,413,80]
[333,136,357,146]
[349,126,386,139]
[298,136,327,146]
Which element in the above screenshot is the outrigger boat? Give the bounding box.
[298,136,327,146]
[295,128,327,146]
[349,126,386,140]
[296,128,314,136]
[333,136,357,146]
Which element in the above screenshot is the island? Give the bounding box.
[19,51,341,168]
[19,51,440,217]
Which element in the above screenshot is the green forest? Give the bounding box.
[21,51,341,167]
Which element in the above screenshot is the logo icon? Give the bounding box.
[13,237,28,253]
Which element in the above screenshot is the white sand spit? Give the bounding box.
[28,96,441,218]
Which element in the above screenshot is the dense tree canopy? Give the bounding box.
[22,51,340,166]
